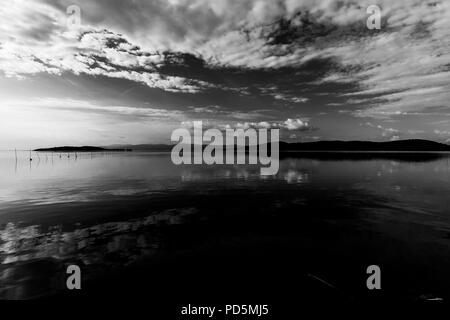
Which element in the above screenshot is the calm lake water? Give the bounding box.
[1,151,450,301]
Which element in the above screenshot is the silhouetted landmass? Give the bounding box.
[279,139,450,151]
[105,144,172,151]
[106,139,450,152]
[34,146,132,152]
[38,139,450,153]
[278,152,448,162]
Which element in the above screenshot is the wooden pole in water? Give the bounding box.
[14,148,17,173]
[29,149,32,161]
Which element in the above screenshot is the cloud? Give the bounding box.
[0,2,213,92]
[180,117,313,133]
[0,97,183,147]
[1,0,449,130]
[320,1,450,118]
[2,97,186,121]
[184,105,271,122]
[434,130,450,143]
[272,93,308,103]
[282,118,310,130]
[188,105,222,114]
[234,118,312,131]
[364,122,402,140]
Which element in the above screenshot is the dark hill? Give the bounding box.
[34,146,131,152]
[279,139,450,151]
[36,140,450,153]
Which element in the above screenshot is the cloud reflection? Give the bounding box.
[0,207,197,299]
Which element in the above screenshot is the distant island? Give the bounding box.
[34,140,450,153]
[278,139,450,152]
[105,144,173,152]
[34,146,132,152]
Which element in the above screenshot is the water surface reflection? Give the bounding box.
[1,151,450,300]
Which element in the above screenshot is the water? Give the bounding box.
[1,151,450,300]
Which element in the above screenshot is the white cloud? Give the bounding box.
[283,118,310,131]
[180,117,312,133]
[234,118,311,131]
[364,122,402,140]
[1,0,449,117]
[2,97,186,120]
[0,2,212,92]
[273,94,309,104]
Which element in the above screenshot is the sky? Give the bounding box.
[0,0,449,149]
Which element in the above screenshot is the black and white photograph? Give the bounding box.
[0,0,450,314]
